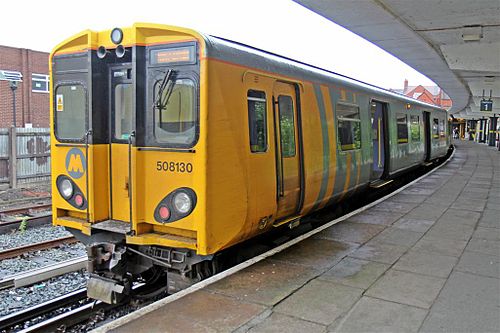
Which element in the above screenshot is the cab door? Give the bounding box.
[109,65,134,222]
[273,82,301,220]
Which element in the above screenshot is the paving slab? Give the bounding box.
[425,222,475,241]
[369,227,423,248]
[206,259,320,306]
[365,269,446,309]
[478,208,500,228]
[420,272,500,333]
[465,238,500,257]
[109,290,266,333]
[274,279,363,325]
[247,312,327,333]
[389,193,428,204]
[349,241,408,265]
[392,218,435,233]
[346,210,404,226]
[272,238,356,270]
[472,226,500,241]
[393,250,458,278]
[450,198,487,212]
[330,296,427,333]
[405,203,449,220]
[370,200,418,214]
[318,257,390,290]
[412,235,468,257]
[313,221,385,244]
[455,250,500,278]
[436,209,481,226]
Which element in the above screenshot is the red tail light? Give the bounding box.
[159,206,170,220]
[74,194,84,207]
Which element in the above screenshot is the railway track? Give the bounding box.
[0,235,77,260]
[0,204,52,233]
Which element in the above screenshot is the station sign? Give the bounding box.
[480,99,493,112]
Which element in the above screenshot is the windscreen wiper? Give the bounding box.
[153,69,176,110]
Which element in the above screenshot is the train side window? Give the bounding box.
[410,115,420,141]
[55,84,86,140]
[432,118,439,139]
[247,90,267,153]
[278,95,296,157]
[337,103,361,151]
[439,119,446,138]
[397,113,409,144]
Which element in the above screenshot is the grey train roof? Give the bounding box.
[203,34,445,112]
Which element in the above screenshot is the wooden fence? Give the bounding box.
[0,127,50,188]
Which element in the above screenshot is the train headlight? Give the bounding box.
[60,179,74,199]
[173,192,192,214]
[110,28,123,45]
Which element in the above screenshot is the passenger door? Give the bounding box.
[370,101,387,179]
[423,111,431,161]
[109,65,134,222]
[273,82,301,220]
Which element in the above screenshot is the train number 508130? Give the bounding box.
[156,161,193,173]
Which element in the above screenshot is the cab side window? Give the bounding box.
[337,103,361,151]
[247,90,267,153]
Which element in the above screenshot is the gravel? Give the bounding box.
[0,270,88,317]
[0,242,86,277]
[0,225,72,251]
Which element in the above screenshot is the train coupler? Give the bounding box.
[87,274,130,304]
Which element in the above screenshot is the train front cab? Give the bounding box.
[50,24,213,303]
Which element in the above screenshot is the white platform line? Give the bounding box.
[92,148,455,333]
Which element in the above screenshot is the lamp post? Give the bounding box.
[9,81,18,127]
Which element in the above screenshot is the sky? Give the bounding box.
[0,0,435,90]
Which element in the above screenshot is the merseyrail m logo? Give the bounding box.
[65,148,86,179]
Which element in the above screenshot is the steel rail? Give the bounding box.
[0,203,52,216]
[0,256,87,290]
[0,288,88,331]
[0,235,77,260]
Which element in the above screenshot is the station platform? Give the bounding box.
[98,140,499,333]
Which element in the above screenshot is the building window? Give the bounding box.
[247,90,267,153]
[397,113,409,144]
[410,115,420,141]
[432,118,439,139]
[337,103,361,151]
[32,74,49,93]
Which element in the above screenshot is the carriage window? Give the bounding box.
[410,115,420,141]
[397,113,409,144]
[114,83,133,140]
[154,78,196,146]
[439,119,446,138]
[278,95,296,157]
[337,103,361,151]
[55,84,86,140]
[432,118,439,139]
[247,90,267,153]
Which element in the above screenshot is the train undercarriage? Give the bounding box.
[70,228,218,304]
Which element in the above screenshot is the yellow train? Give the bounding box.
[50,23,450,303]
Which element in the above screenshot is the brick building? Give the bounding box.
[392,79,453,110]
[0,45,50,128]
